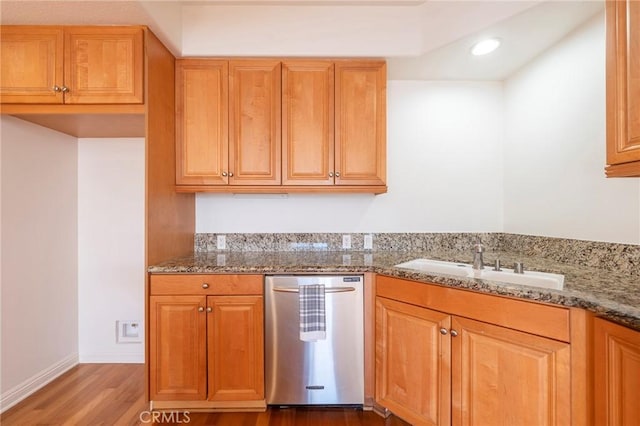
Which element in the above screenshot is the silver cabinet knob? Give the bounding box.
[198,307,205,312]
[222,172,228,177]
[61,86,69,93]
[335,172,340,177]
[206,307,212,313]
[202,283,209,289]
[440,328,448,335]
[229,172,234,177]
[329,172,334,177]
[53,85,62,92]
[450,329,459,337]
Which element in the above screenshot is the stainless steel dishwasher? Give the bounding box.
[265,275,364,406]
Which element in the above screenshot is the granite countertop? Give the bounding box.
[149,249,640,330]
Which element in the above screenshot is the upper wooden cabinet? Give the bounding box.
[335,61,386,186]
[176,60,229,185]
[229,60,282,185]
[1,26,143,105]
[605,0,640,177]
[594,317,640,425]
[0,27,63,104]
[175,58,387,193]
[282,60,335,186]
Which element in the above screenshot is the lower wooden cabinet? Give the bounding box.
[594,317,640,425]
[149,295,207,401]
[451,316,570,426]
[207,296,264,402]
[149,274,264,408]
[375,275,572,426]
[376,297,451,426]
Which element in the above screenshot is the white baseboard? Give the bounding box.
[79,351,144,364]
[0,352,78,414]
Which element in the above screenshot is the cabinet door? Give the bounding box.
[64,27,143,104]
[229,60,281,185]
[594,318,640,426]
[335,61,386,186]
[149,296,207,401]
[376,297,451,426]
[176,60,229,185]
[451,316,571,426]
[282,61,334,185]
[207,296,264,401]
[606,0,640,176]
[0,26,64,104]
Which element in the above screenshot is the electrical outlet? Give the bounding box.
[342,234,351,249]
[363,234,373,250]
[217,234,226,250]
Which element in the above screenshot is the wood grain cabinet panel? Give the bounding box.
[175,58,387,193]
[207,296,264,401]
[282,60,334,185]
[148,275,265,409]
[149,295,207,401]
[451,316,571,426]
[1,26,143,105]
[176,60,229,185]
[594,317,640,425]
[64,27,143,104]
[375,277,573,425]
[0,26,64,104]
[376,297,451,426]
[335,61,386,186]
[606,0,640,176]
[229,60,281,185]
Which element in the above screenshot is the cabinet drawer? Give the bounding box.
[150,274,263,295]
[377,275,570,342]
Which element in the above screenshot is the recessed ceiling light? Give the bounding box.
[471,38,501,56]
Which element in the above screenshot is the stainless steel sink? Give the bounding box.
[394,258,564,290]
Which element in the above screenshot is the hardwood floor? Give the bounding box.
[1,364,410,425]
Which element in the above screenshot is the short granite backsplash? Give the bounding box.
[194,232,639,276]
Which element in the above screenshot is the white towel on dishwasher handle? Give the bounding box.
[299,284,326,342]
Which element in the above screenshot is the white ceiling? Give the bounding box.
[389,0,604,80]
[0,0,604,80]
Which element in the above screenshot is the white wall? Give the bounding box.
[0,116,78,411]
[503,13,640,244]
[181,4,422,57]
[197,81,504,233]
[77,138,145,363]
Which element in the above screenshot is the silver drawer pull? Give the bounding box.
[272,286,355,293]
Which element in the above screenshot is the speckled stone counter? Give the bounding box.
[149,248,640,330]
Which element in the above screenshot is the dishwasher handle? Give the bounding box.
[272,286,355,294]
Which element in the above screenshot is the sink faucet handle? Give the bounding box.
[493,259,502,271]
[514,262,524,274]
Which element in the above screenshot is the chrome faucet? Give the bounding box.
[472,237,485,270]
